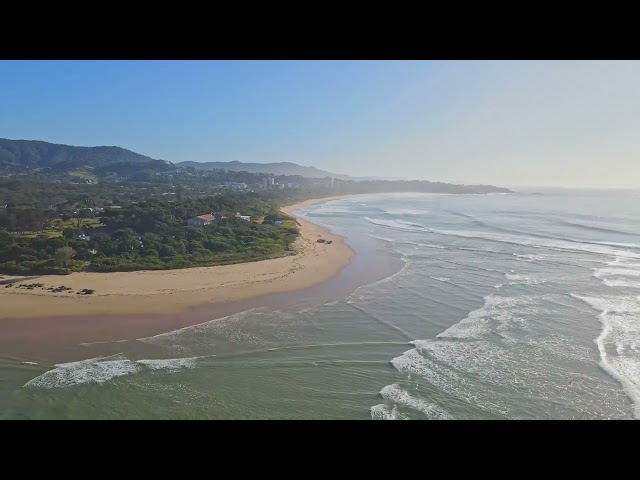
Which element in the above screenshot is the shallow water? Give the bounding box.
[2,189,639,419]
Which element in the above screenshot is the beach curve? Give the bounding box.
[0,195,356,320]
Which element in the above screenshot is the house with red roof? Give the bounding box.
[187,213,216,226]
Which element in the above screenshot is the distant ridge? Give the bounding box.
[0,139,510,194]
[177,160,349,179]
[0,138,169,170]
[0,138,350,178]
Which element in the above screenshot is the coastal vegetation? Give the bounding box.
[0,138,509,275]
[0,191,301,275]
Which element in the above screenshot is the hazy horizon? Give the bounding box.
[1,60,638,189]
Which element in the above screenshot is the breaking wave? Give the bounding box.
[24,354,198,389]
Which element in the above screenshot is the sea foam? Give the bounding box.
[370,404,409,420]
[24,354,199,389]
[379,384,452,419]
[572,294,640,419]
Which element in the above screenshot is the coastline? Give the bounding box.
[0,195,356,321]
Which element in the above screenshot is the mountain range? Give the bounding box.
[0,139,509,194]
[0,138,349,179]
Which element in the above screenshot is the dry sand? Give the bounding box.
[0,196,356,320]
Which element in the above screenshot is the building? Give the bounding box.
[188,212,250,226]
[222,182,248,190]
[187,214,216,226]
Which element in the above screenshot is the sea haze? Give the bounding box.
[2,189,639,419]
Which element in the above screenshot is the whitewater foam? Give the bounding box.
[364,217,428,233]
[573,294,640,418]
[379,384,452,419]
[435,294,539,340]
[608,258,640,268]
[594,268,640,278]
[603,279,640,289]
[431,228,640,260]
[370,404,409,420]
[138,308,263,344]
[383,208,429,216]
[24,354,200,389]
[505,273,545,285]
[24,354,139,389]
[513,253,546,262]
[136,357,198,372]
[398,240,446,250]
[429,276,451,283]
[592,241,640,249]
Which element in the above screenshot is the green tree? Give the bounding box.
[54,246,76,267]
[63,227,77,240]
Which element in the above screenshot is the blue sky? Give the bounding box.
[1,60,638,187]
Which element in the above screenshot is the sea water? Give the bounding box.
[2,189,639,419]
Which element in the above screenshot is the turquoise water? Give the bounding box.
[2,189,640,419]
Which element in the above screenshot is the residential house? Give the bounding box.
[187,214,216,226]
[188,212,250,226]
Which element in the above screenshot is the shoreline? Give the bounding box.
[0,195,357,321]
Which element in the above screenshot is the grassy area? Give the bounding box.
[281,219,297,229]
[52,218,104,229]
[67,169,98,183]
[13,217,103,239]
[16,229,62,239]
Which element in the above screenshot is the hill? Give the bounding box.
[0,139,511,194]
[0,138,169,170]
[178,160,348,179]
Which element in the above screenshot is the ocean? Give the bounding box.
[2,189,640,419]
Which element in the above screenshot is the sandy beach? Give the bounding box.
[0,196,355,321]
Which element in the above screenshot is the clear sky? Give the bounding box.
[1,60,638,188]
